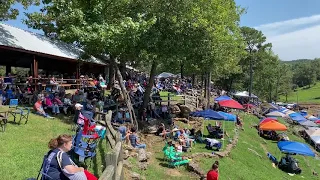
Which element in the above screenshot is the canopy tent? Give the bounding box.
[217,111,236,121]
[305,128,320,137]
[157,72,175,79]
[289,113,307,122]
[233,91,258,98]
[190,109,224,120]
[299,121,319,127]
[265,111,285,117]
[214,96,232,102]
[310,136,320,144]
[218,99,244,109]
[260,118,278,125]
[307,115,319,121]
[277,141,315,157]
[285,110,296,116]
[261,103,279,110]
[259,120,287,131]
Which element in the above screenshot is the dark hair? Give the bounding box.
[131,127,137,133]
[48,134,72,150]
[212,161,219,170]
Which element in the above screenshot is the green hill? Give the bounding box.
[198,114,320,180]
[280,82,320,104]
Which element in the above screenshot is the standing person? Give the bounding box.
[207,161,219,180]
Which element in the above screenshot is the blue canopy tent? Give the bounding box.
[190,109,234,150]
[218,111,236,121]
[277,141,315,157]
[289,113,307,122]
[190,109,224,120]
[214,96,232,102]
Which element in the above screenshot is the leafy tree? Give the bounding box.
[277,63,293,102]
[0,0,39,21]
[240,26,272,96]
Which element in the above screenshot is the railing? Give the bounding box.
[152,93,199,109]
[98,110,124,180]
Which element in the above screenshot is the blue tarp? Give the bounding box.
[217,111,236,121]
[214,96,232,102]
[277,141,315,157]
[190,109,224,120]
[289,113,307,122]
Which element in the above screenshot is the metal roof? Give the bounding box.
[0,23,106,65]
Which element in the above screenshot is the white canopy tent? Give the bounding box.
[233,91,258,98]
[157,72,175,79]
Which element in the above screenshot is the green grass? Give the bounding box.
[159,91,184,104]
[197,114,320,180]
[0,106,107,179]
[280,82,320,103]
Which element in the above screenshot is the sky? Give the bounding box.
[4,0,320,61]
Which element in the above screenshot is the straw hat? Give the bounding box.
[172,127,180,132]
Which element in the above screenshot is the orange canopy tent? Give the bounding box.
[259,120,287,131]
[260,118,278,124]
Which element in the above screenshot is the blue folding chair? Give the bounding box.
[72,129,97,164]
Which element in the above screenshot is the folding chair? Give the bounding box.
[72,129,98,165]
[8,99,21,123]
[18,107,30,124]
[0,111,8,132]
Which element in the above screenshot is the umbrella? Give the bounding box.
[219,99,244,109]
[260,118,278,124]
[277,141,315,157]
[265,111,285,117]
[259,120,287,131]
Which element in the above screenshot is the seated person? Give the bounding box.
[156,123,171,139]
[63,94,72,115]
[44,94,60,115]
[44,134,97,180]
[34,98,54,119]
[175,142,183,153]
[118,124,131,141]
[129,127,146,149]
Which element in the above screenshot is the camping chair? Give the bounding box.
[72,129,97,165]
[26,154,54,180]
[8,99,21,123]
[0,111,8,132]
[18,107,30,124]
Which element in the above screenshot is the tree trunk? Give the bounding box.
[180,63,184,79]
[204,74,207,98]
[200,74,204,96]
[143,60,158,110]
[112,58,138,130]
[207,71,212,109]
[119,61,127,80]
[192,74,195,87]
[108,63,115,88]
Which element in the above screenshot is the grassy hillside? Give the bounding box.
[279,82,320,103]
[198,114,320,180]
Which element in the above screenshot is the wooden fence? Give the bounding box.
[98,111,124,180]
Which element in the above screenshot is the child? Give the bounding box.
[63,94,72,115]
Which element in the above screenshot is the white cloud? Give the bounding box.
[253,14,320,61]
